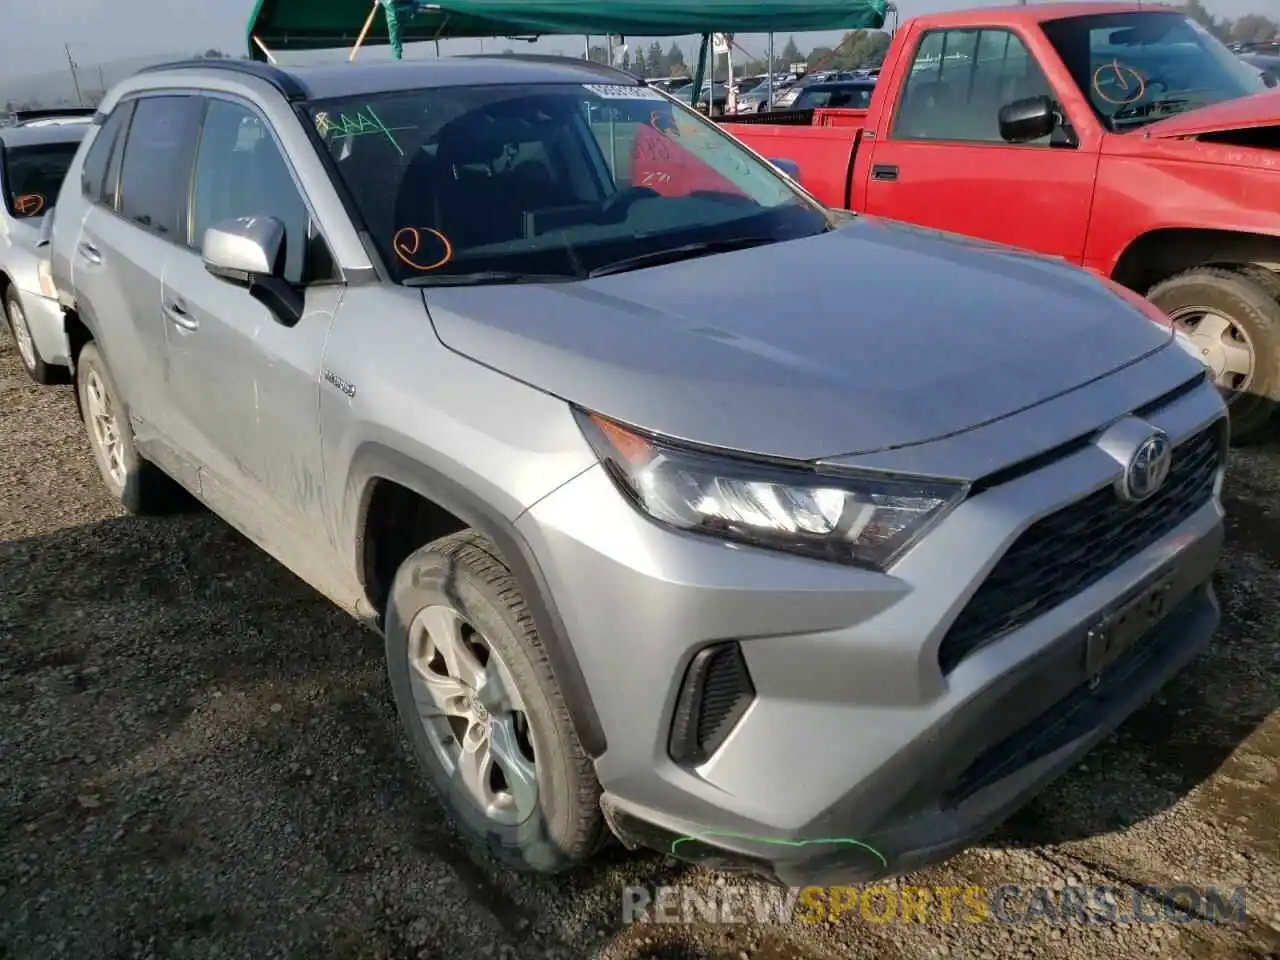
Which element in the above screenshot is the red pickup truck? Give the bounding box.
[723,2,1280,443]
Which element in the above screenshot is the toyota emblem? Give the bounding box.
[1119,432,1172,502]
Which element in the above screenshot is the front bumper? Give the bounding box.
[602,574,1218,885]
[516,364,1226,883]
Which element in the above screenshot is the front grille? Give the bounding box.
[668,642,755,766]
[938,420,1223,674]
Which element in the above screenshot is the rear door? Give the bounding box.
[73,94,202,456]
[160,94,343,539]
[862,26,1099,262]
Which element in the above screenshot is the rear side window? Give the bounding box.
[116,95,202,240]
[80,103,131,202]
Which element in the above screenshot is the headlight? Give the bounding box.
[576,410,967,571]
[37,257,56,299]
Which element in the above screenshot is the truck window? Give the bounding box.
[1040,11,1269,131]
[892,28,1055,144]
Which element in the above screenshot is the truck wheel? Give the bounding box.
[4,287,60,385]
[1147,266,1280,445]
[75,341,176,513]
[384,530,605,873]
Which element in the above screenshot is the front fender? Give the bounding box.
[343,440,607,758]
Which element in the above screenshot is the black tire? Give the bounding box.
[385,530,605,873]
[1147,265,1280,446]
[4,286,62,385]
[74,341,176,514]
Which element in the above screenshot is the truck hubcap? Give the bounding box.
[407,605,538,825]
[1170,306,1254,395]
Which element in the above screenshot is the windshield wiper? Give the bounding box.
[1111,97,1201,127]
[402,270,579,287]
[586,236,782,279]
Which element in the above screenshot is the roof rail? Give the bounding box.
[14,107,96,124]
[133,58,309,101]
[458,52,642,84]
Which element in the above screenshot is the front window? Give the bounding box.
[309,83,829,284]
[3,142,80,218]
[1042,11,1269,131]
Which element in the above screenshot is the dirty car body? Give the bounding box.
[47,55,1226,884]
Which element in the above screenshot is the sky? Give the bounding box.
[2,0,1272,82]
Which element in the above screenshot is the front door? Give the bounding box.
[161,95,342,541]
[863,26,1099,263]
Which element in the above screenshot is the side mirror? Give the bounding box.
[998,95,1056,144]
[769,157,802,181]
[201,216,303,326]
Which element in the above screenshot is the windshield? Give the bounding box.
[1041,11,1270,131]
[309,83,828,284]
[3,142,79,218]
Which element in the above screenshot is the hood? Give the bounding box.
[422,218,1173,462]
[1142,89,1280,139]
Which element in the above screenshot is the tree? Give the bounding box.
[665,42,686,73]
[633,47,648,76]
[620,49,632,72]
[1230,13,1279,44]
[201,48,227,58]
[781,35,803,65]
[646,41,665,73]
[588,44,609,63]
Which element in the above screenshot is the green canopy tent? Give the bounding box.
[246,0,887,54]
[245,0,886,111]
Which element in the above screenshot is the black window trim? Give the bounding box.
[888,24,1074,149]
[186,89,343,286]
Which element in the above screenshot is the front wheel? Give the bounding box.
[1147,266,1280,445]
[384,531,605,872]
[4,287,60,385]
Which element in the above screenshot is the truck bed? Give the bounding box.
[720,108,866,209]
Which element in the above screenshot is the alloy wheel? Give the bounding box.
[407,605,538,825]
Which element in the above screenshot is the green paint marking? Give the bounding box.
[670,831,888,869]
[318,106,411,155]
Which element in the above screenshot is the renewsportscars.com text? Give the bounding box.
[621,884,1248,926]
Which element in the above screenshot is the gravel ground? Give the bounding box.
[1,325,1278,960]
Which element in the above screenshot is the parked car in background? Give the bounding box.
[1239,52,1280,87]
[0,120,87,382]
[47,54,1225,886]
[15,107,96,128]
[672,80,730,115]
[724,3,1280,443]
[789,78,878,110]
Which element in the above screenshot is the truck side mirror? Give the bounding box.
[998,95,1056,144]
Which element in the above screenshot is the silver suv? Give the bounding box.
[48,56,1226,883]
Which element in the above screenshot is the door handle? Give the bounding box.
[163,299,198,331]
[77,241,102,264]
[871,164,899,182]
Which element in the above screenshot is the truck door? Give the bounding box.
[863,26,1098,263]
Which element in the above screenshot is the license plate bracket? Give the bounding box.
[1084,576,1173,682]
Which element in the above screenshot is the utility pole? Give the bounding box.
[65,43,84,106]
